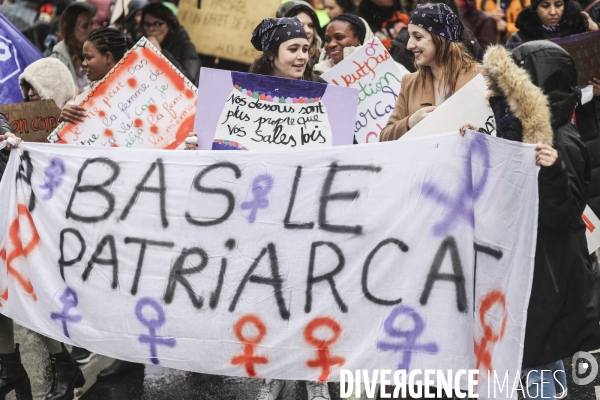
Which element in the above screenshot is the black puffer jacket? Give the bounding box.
[160,26,201,86]
[483,42,600,368]
[506,2,588,44]
[576,98,600,216]
[0,111,12,181]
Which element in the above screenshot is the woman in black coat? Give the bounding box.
[463,41,600,398]
[506,0,598,44]
[141,3,201,85]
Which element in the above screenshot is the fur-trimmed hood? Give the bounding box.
[482,44,553,145]
[19,58,76,109]
[513,3,587,42]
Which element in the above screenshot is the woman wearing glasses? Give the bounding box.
[141,3,201,84]
[52,3,94,92]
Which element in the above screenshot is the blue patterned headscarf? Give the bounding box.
[409,4,465,42]
[251,17,308,51]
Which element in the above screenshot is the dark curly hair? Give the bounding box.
[60,3,93,77]
[249,44,319,82]
[86,28,130,62]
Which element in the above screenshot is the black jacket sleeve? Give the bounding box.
[538,124,590,230]
[162,39,201,86]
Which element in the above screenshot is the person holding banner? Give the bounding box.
[379,3,479,141]
[461,41,600,399]
[60,28,129,124]
[141,3,201,85]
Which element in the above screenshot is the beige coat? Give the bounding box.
[379,66,481,141]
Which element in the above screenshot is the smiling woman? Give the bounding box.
[379,3,480,141]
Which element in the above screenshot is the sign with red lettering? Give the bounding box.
[320,38,405,144]
[0,100,61,143]
[47,37,197,149]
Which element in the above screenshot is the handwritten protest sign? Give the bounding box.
[0,133,538,399]
[178,0,280,65]
[552,31,600,87]
[0,100,60,142]
[321,38,404,144]
[47,37,197,149]
[403,74,496,139]
[194,68,358,150]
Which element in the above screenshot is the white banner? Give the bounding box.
[0,133,538,399]
[321,38,404,144]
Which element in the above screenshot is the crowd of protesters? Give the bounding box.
[1,0,600,399]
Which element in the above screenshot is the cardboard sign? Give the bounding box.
[48,37,197,149]
[321,38,405,144]
[402,74,496,139]
[178,0,280,65]
[0,100,61,142]
[0,132,539,399]
[552,31,600,87]
[194,68,358,150]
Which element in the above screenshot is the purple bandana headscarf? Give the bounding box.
[409,3,465,42]
[251,17,308,51]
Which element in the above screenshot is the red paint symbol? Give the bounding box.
[231,315,268,377]
[149,104,158,113]
[304,317,345,382]
[474,290,507,373]
[0,204,40,302]
[134,119,143,127]
[150,126,159,134]
[128,78,137,87]
[365,39,379,56]
[98,110,106,117]
[583,213,595,232]
[104,129,114,137]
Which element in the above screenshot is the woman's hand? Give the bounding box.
[0,132,22,150]
[582,12,599,31]
[590,77,600,97]
[184,132,198,150]
[60,104,86,124]
[535,142,558,167]
[147,36,162,52]
[408,106,436,129]
[459,124,479,136]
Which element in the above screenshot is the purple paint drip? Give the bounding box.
[376,305,438,370]
[423,134,490,236]
[39,157,65,200]
[50,286,82,338]
[135,297,176,365]
[240,174,274,223]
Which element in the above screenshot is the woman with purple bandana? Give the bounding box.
[379,3,480,141]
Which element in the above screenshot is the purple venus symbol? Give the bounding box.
[423,134,490,236]
[50,287,82,338]
[240,174,274,223]
[376,305,438,370]
[135,297,176,365]
[39,157,66,200]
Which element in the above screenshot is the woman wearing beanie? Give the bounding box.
[379,3,479,141]
[506,0,598,44]
[277,1,324,66]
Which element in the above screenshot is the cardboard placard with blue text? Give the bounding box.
[0,133,538,399]
[47,37,197,149]
[194,68,358,150]
[320,38,404,144]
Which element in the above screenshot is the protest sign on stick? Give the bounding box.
[0,100,60,142]
[178,0,280,65]
[194,68,358,150]
[0,133,538,399]
[402,74,495,139]
[321,38,404,144]
[552,31,600,88]
[47,37,197,149]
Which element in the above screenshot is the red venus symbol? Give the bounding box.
[305,317,345,382]
[231,315,268,377]
[0,204,40,303]
[474,290,507,373]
